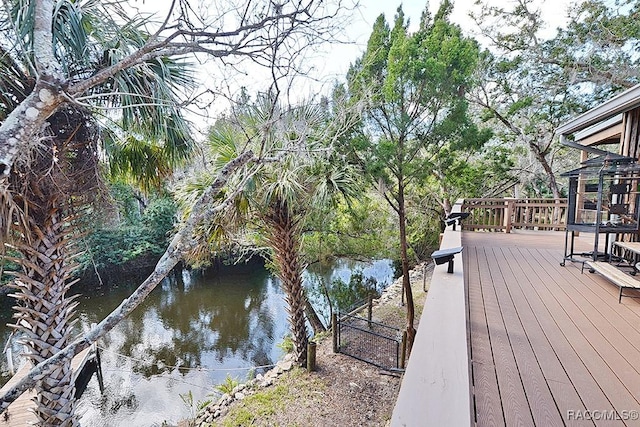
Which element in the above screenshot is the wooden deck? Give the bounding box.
[0,347,91,426]
[464,230,640,426]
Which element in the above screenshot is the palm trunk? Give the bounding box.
[265,203,309,365]
[9,210,79,426]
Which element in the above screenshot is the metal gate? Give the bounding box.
[337,313,403,371]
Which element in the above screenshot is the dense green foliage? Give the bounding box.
[0,249,19,286]
[345,1,491,228]
[343,1,490,348]
[80,186,177,273]
[303,195,397,264]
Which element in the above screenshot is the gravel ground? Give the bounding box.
[196,262,433,427]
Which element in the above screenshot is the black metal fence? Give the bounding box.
[335,313,403,371]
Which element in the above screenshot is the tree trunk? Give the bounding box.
[531,143,561,200]
[9,210,79,426]
[442,197,453,217]
[397,182,416,355]
[0,83,62,178]
[265,204,309,366]
[304,295,326,334]
[0,0,64,179]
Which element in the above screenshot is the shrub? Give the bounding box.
[79,189,177,273]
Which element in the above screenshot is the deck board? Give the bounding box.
[467,246,505,426]
[464,231,640,426]
[476,246,534,426]
[487,246,566,426]
[506,246,613,426]
[0,347,91,426]
[528,249,640,409]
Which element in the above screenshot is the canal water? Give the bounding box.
[0,258,394,426]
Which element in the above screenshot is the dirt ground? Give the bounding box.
[198,263,432,427]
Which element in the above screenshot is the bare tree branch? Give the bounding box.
[0,0,354,178]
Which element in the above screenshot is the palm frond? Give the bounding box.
[207,121,246,169]
[0,45,32,120]
[104,133,174,192]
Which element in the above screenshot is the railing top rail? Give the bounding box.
[392,199,470,427]
[338,312,401,333]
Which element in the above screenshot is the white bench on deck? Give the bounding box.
[584,261,640,303]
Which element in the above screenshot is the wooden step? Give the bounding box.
[585,261,640,302]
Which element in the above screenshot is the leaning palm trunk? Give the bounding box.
[8,210,79,426]
[264,203,309,365]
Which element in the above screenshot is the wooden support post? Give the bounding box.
[94,345,105,394]
[307,341,316,372]
[367,294,373,328]
[422,262,428,292]
[332,313,338,353]
[400,330,408,369]
[91,322,105,394]
[505,199,514,233]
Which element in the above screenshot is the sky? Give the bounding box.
[131,0,577,132]
[311,0,576,86]
[208,0,578,109]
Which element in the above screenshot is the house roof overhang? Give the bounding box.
[573,114,623,146]
[556,84,640,137]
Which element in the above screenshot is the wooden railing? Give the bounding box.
[391,201,471,427]
[461,198,568,232]
[392,198,569,426]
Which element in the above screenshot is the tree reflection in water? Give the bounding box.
[0,258,392,426]
[73,258,289,426]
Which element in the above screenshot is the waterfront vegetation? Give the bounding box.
[0,0,639,425]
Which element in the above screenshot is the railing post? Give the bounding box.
[95,345,105,394]
[307,341,317,372]
[332,313,338,353]
[91,322,105,394]
[505,199,514,233]
[553,198,561,230]
[6,342,14,376]
[367,294,373,328]
[422,262,428,292]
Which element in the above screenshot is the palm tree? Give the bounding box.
[177,98,359,365]
[0,0,357,419]
[0,1,193,424]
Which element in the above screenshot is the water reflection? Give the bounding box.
[0,258,393,426]
[74,259,289,425]
[305,259,395,322]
